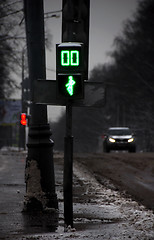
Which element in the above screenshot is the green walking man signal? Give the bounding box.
[56,74,83,99]
[56,42,84,100]
[65,76,76,96]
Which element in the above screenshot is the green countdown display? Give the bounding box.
[61,50,79,66]
[56,42,84,73]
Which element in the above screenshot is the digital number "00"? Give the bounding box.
[61,50,79,66]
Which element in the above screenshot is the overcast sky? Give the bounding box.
[44,0,138,79]
[44,0,138,121]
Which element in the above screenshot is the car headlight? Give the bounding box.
[109,137,116,143]
[128,138,134,143]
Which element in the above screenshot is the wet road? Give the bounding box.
[75,152,154,211]
[0,151,154,239]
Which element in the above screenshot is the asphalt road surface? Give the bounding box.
[0,150,154,239]
[75,152,154,211]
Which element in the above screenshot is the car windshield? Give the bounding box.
[108,129,132,135]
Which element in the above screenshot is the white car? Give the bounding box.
[103,127,136,153]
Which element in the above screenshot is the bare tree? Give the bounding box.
[0,0,25,98]
[53,0,154,152]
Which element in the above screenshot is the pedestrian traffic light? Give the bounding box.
[20,113,27,126]
[57,74,83,99]
[56,43,84,99]
[62,0,90,80]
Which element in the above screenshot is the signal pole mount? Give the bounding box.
[56,42,85,228]
[58,0,90,228]
[64,103,73,228]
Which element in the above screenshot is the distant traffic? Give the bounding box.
[103,127,136,153]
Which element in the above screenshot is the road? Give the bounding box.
[74,152,154,211]
[0,150,154,239]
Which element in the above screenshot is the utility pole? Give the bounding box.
[19,49,26,150]
[64,102,73,227]
[23,0,58,212]
[61,0,90,227]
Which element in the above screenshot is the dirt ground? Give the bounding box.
[74,152,154,211]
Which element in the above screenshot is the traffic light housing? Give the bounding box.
[20,113,27,126]
[62,0,90,80]
[56,42,84,100]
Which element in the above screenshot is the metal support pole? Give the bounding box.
[64,103,73,227]
[19,50,26,150]
[23,0,58,212]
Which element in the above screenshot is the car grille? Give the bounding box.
[115,139,128,143]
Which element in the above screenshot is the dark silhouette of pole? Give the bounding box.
[62,0,90,228]
[64,103,73,227]
[19,48,26,150]
[23,0,58,211]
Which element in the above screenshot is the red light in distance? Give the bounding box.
[21,113,27,126]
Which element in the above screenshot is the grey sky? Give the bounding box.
[44,0,138,121]
[44,0,138,80]
[89,0,138,67]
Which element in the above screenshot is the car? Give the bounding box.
[103,127,136,153]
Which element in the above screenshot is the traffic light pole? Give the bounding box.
[64,102,73,228]
[23,0,58,212]
[19,53,26,150]
[62,0,90,228]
